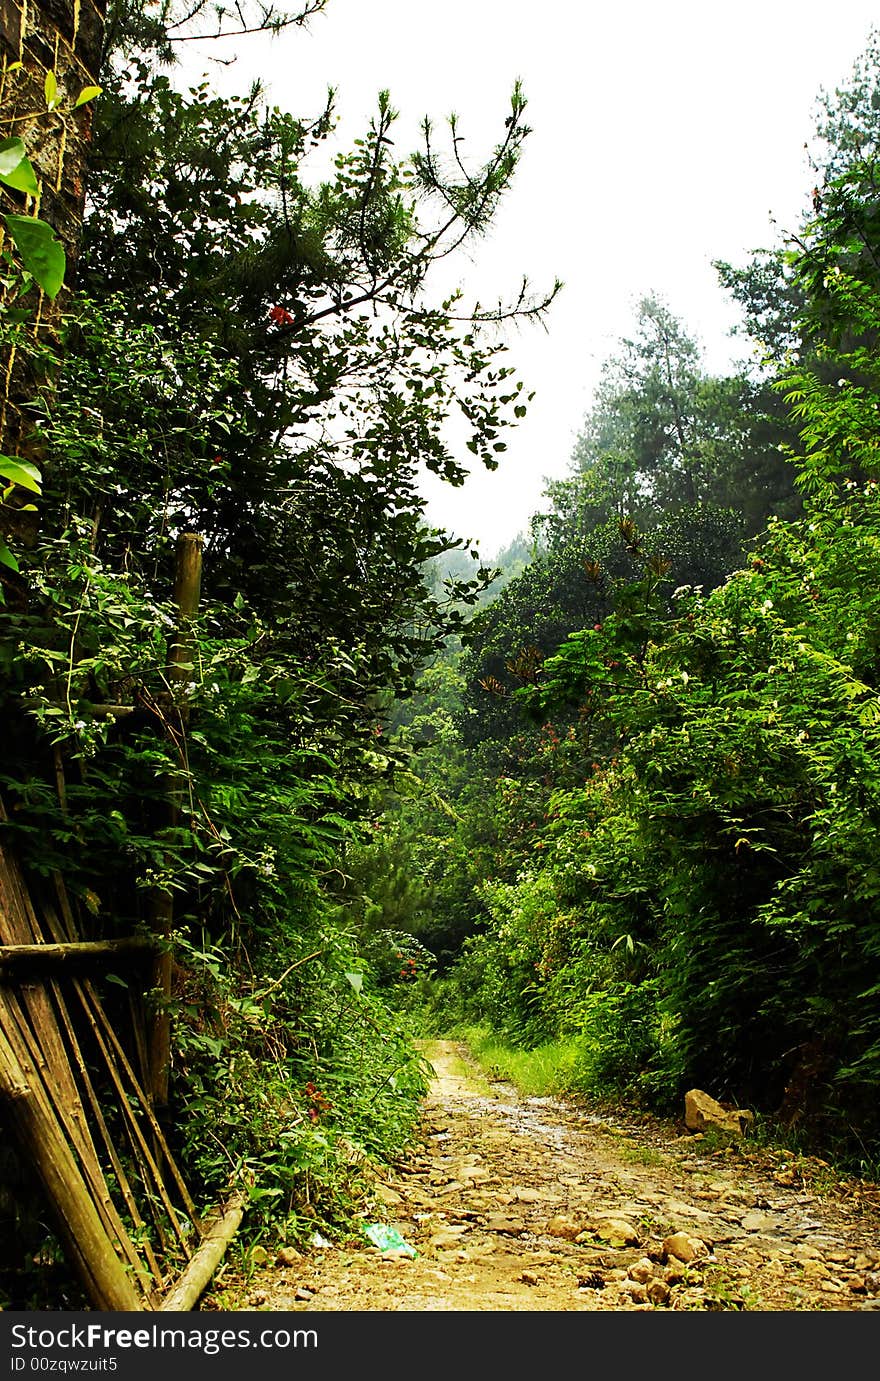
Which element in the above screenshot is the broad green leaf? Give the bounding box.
[0,455,42,494]
[344,971,364,994]
[0,138,38,196]
[0,138,26,176]
[0,535,19,571]
[3,215,65,297]
[0,154,38,196]
[74,85,102,108]
[44,70,59,110]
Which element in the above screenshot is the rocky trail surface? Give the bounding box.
[207,1041,880,1312]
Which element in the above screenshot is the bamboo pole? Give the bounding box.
[0,980,142,1272]
[159,1190,247,1312]
[146,533,203,1111]
[49,979,162,1291]
[0,860,139,1258]
[0,937,155,972]
[0,1025,144,1312]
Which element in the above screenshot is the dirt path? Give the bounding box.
[207,1040,880,1312]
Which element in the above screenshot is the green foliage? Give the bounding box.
[537,296,799,543]
[0,14,556,1269]
[172,932,431,1237]
[372,38,880,1172]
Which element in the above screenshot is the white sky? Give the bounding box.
[184,1,880,557]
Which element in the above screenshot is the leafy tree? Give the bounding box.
[448,264,880,1159]
[537,297,799,547]
[0,3,559,1250]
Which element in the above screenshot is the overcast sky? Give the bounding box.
[186,1,880,557]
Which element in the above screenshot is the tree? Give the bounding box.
[536,297,799,548]
[0,3,560,1247]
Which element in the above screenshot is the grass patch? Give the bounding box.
[452,1026,582,1097]
[619,1140,665,1167]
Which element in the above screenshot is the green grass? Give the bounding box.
[452,1026,582,1097]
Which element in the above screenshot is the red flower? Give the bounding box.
[269,305,294,326]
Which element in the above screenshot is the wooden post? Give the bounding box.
[146,533,203,1111]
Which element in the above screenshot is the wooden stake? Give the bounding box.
[146,533,203,1111]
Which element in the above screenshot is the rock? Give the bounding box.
[663,1232,708,1264]
[546,1213,584,1241]
[684,1088,754,1136]
[373,1184,403,1207]
[629,1258,654,1284]
[519,1271,539,1286]
[741,1211,778,1233]
[293,1286,314,1301]
[485,1216,523,1236]
[848,1276,867,1294]
[249,1245,270,1266]
[621,1280,648,1303]
[429,1226,470,1248]
[584,1216,641,1247]
[865,1271,880,1294]
[664,1261,687,1284]
[275,1246,303,1267]
[855,1252,878,1272]
[647,1279,671,1306]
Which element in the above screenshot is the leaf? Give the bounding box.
[0,138,38,196]
[74,85,102,109]
[344,971,364,994]
[858,698,880,727]
[0,536,19,572]
[0,154,38,196]
[3,215,65,297]
[44,70,59,110]
[0,455,42,494]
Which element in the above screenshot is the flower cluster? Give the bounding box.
[395,952,418,980]
[303,1080,332,1124]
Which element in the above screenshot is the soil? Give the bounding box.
[205,1040,880,1312]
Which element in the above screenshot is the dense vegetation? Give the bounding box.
[0,0,555,1268]
[5,0,880,1309]
[353,33,880,1173]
